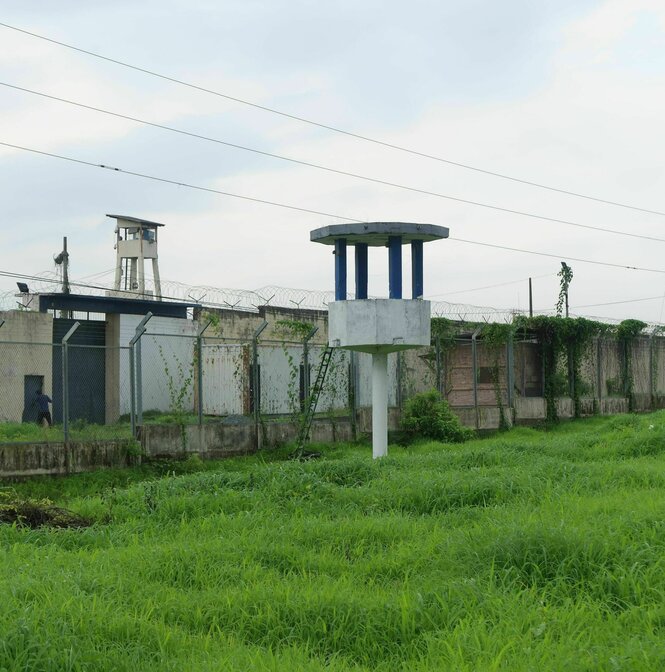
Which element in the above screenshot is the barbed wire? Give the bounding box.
[4,271,658,327]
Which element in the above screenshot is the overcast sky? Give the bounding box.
[1,0,664,323]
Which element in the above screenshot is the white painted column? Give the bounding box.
[372,351,388,459]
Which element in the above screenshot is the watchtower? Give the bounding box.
[311,222,449,458]
[109,214,164,299]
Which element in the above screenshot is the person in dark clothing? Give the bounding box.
[35,390,52,427]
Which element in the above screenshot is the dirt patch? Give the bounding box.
[0,498,91,529]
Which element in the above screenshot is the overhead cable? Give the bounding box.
[4,82,663,244]
[2,140,665,277]
[2,21,665,218]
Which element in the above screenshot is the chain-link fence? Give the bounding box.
[3,317,665,446]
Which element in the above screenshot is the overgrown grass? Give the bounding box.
[3,412,665,670]
[0,421,132,443]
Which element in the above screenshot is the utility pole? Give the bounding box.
[528,277,533,317]
[54,236,70,294]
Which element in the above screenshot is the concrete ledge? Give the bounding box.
[0,440,137,479]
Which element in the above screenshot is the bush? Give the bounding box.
[401,390,474,443]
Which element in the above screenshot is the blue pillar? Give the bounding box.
[411,240,423,299]
[355,243,368,299]
[388,236,402,299]
[334,238,347,300]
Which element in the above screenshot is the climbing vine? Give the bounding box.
[556,262,573,317]
[274,319,316,422]
[156,341,195,451]
[515,316,605,422]
[429,317,461,395]
[616,319,647,411]
[481,323,514,430]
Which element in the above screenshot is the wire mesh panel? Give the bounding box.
[312,346,350,414]
[138,333,196,416]
[599,338,623,398]
[654,337,665,406]
[631,337,652,412]
[446,341,474,407]
[201,340,247,416]
[258,343,304,416]
[399,346,438,401]
[513,339,543,398]
[577,340,598,401]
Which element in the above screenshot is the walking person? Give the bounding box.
[35,389,53,428]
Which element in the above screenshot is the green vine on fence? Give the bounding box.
[429,318,461,395]
[275,319,316,423]
[616,319,647,412]
[481,323,513,430]
[515,316,605,422]
[156,342,195,451]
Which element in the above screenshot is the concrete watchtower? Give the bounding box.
[109,214,164,300]
[311,222,449,458]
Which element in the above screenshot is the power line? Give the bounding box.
[450,238,665,274]
[0,141,363,223]
[2,20,665,219]
[3,140,665,277]
[5,82,663,244]
[572,295,664,309]
[427,272,555,298]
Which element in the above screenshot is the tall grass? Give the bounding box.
[3,412,665,669]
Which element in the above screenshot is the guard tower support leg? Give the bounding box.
[355,243,368,299]
[372,352,388,459]
[388,236,402,299]
[152,258,162,299]
[334,238,347,301]
[411,240,423,299]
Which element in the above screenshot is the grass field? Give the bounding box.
[2,412,665,670]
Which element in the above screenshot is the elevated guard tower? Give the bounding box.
[109,214,163,300]
[311,222,449,458]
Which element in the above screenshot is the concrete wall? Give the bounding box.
[0,311,54,422]
[140,416,356,458]
[0,439,137,478]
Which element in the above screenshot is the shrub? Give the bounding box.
[401,390,474,443]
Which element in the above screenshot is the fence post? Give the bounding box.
[596,337,603,410]
[252,321,268,446]
[197,319,213,427]
[650,328,657,410]
[129,312,153,437]
[435,335,442,395]
[506,334,515,422]
[61,321,80,444]
[129,345,136,438]
[471,327,482,431]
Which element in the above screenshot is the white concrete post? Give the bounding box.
[372,352,388,459]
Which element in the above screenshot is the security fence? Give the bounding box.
[2,321,665,445]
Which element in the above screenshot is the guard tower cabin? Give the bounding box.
[109,214,163,300]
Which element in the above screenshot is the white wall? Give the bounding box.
[119,315,198,415]
[201,343,245,415]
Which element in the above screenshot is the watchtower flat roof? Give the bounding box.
[310,222,449,246]
[107,214,165,228]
